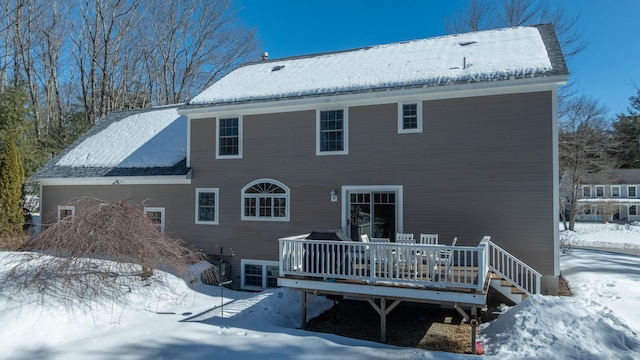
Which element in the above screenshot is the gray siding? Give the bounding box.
[189,91,555,279]
[43,91,556,288]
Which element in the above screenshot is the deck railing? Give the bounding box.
[279,234,487,293]
[485,238,541,295]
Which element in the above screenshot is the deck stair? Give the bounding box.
[489,272,528,304]
[486,241,541,304]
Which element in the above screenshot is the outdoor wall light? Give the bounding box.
[330,189,338,202]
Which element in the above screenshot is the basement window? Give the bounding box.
[241,259,279,290]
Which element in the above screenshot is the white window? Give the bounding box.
[241,179,290,221]
[630,206,638,216]
[612,186,620,197]
[144,207,165,233]
[398,102,423,133]
[57,205,75,222]
[195,188,219,225]
[595,185,604,197]
[316,109,348,155]
[629,186,637,198]
[582,186,591,197]
[241,259,279,290]
[216,116,242,159]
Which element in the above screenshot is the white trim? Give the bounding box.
[551,86,560,278]
[341,185,403,236]
[397,101,423,134]
[216,115,243,159]
[179,79,565,119]
[144,207,165,233]
[241,178,290,222]
[57,205,75,222]
[276,277,487,305]
[36,172,192,186]
[316,108,349,156]
[186,117,192,167]
[195,188,219,225]
[240,259,279,290]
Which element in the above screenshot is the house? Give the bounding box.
[575,169,640,222]
[33,24,568,298]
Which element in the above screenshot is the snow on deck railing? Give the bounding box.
[486,238,542,295]
[278,235,488,293]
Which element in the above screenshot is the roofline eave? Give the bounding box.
[179,74,568,118]
[34,169,192,186]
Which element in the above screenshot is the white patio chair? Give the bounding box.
[360,234,370,243]
[434,237,457,281]
[419,233,439,245]
[396,233,414,242]
[368,238,391,277]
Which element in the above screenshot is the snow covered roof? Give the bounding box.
[582,169,640,185]
[187,24,567,107]
[32,106,189,180]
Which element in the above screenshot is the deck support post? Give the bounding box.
[453,302,471,323]
[367,297,402,343]
[453,303,481,354]
[300,290,319,329]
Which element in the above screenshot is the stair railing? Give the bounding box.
[486,239,541,295]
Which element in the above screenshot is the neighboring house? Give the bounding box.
[575,170,640,222]
[33,24,568,295]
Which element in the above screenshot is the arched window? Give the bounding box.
[241,179,290,221]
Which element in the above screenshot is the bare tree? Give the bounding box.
[71,0,258,124]
[0,0,259,172]
[138,0,258,106]
[559,95,617,230]
[444,0,587,63]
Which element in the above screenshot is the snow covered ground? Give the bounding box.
[0,222,639,359]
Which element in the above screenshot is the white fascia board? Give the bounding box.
[179,76,567,119]
[37,172,192,186]
[277,278,487,305]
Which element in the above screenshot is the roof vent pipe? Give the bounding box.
[261,52,269,61]
[463,57,466,70]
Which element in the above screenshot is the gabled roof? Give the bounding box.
[32,106,189,182]
[583,170,640,185]
[185,24,567,107]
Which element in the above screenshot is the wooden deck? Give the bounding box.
[278,236,491,302]
[277,235,541,344]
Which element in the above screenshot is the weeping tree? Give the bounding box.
[5,198,207,304]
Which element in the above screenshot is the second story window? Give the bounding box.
[595,185,604,197]
[582,186,591,197]
[398,102,423,133]
[217,116,242,158]
[317,109,348,155]
[629,186,637,198]
[612,186,620,197]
